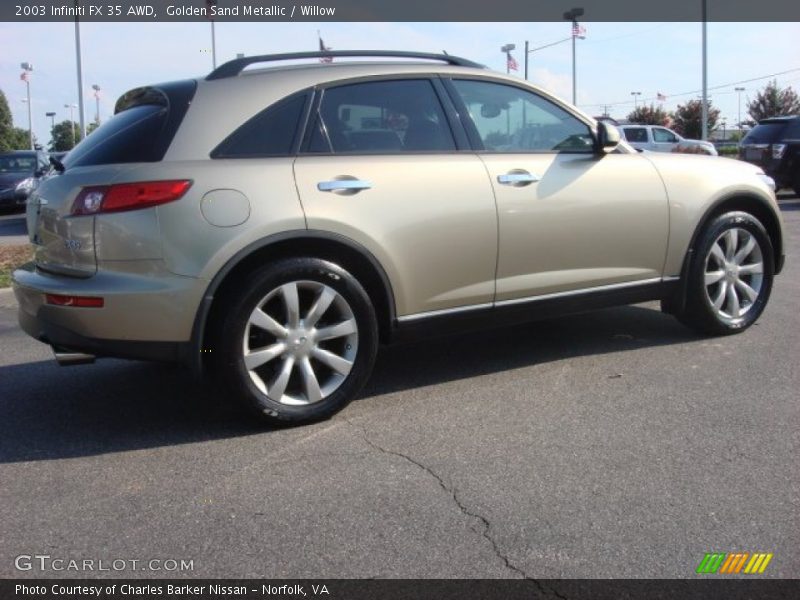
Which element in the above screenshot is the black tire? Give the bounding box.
[213,257,378,424]
[676,211,774,335]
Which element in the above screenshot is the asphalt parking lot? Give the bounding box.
[0,196,797,580]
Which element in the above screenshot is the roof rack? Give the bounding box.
[206,51,485,80]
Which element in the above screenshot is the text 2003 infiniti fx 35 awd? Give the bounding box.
[13,51,785,423]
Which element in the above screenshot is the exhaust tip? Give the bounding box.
[52,346,96,366]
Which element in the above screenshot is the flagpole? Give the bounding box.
[75,0,86,139]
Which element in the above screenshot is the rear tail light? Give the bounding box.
[45,294,104,308]
[71,180,192,215]
[771,143,787,160]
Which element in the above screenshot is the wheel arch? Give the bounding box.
[666,192,783,314]
[190,230,397,374]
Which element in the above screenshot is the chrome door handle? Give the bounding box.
[317,179,372,193]
[497,171,540,186]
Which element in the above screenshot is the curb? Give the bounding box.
[0,287,17,309]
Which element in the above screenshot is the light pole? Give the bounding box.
[208,0,218,69]
[46,111,56,147]
[735,87,745,134]
[563,7,584,105]
[631,91,642,110]
[20,62,34,150]
[91,84,101,125]
[523,36,573,81]
[701,0,708,140]
[65,103,77,147]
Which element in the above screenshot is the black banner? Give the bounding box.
[4,0,800,22]
[3,579,800,600]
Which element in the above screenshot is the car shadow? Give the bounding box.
[0,304,701,464]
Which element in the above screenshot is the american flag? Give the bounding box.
[657,92,667,102]
[319,35,333,63]
[20,71,29,82]
[506,53,518,72]
[572,22,586,39]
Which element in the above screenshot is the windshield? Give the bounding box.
[743,122,788,144]
[0,156,36,173]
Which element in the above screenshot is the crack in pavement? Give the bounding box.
[343,417,567,598]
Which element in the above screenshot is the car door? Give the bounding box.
[293,78,498,318]
[652,127,680,152]
[445,78,669,303]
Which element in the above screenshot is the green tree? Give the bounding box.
[672,99,720,139]
[626,104,671,126]
[0,89,35,150]
[746,80,800,124]
[49,120,82,151]
[86,121,100,135]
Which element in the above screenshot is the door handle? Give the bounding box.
[497,171,540,186]
[317,179,372,193]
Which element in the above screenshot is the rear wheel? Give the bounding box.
[676,211,774,335]
[215,258,378,423]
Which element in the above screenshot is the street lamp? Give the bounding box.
[735,87,745,134]
[501,43,516,74]
[46,111,56,146]
[20,62,34,150]
[91,84,101,125]
[630,91,642,110]
[523,36,573,81]
[65,103,77,147]
[563,7,584,105]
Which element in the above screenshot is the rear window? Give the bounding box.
[0,155,36,173]
[64,79,196,168]
[743,122,790,144]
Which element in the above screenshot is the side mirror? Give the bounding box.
[595,121,621,152]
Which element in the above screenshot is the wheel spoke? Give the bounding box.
[733,235,756,265]
[245,342,286,370]
[738,261,763,276]
[312,347,353,375]
[299,357,323,402]
[710,242,726,266]
[268,356,295,400]
[305,287,336,328]
[726,283,741,318]
[724,229,738,261]
[249,308,288,338]
[281,283,300,328]
[734,278,759,303]
[705,270,725,285]
[712,280,728,310]
[315,318,357,341]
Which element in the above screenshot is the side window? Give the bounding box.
[313,79,456,153]
[653,128,678,143]
[211,93,308,158]
[623,127,648,143]
[451,79,593,153]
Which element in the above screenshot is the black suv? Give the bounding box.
[739,116,800,195]
[0,149,50,211]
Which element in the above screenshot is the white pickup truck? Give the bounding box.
[619,124,718,155]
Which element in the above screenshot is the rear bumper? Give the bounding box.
[12,261,207,364]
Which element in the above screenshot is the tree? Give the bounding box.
[0,89,35,150]
[86,121,100,136]
[672,99,720,139]
[746,80,800,124]
[49,120,82,152]
[626,104,671,126]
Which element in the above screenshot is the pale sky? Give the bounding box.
[2,20,799,146]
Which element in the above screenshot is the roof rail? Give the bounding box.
[206,51,485,80]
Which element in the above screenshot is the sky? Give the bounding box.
[1,20,800,146]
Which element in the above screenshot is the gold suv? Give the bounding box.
[13,51,785,423]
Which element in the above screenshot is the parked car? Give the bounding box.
[619,124,718,155]
[0,150,50,211]
[13,51,784,424]
[739,115,800,195]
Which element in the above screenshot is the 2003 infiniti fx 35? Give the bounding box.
[13,51,785,423]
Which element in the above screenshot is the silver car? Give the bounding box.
[12,51,785,423]
[620,124,718,155]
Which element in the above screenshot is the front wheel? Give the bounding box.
[215,258,378,424]
[677,211,774,335]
